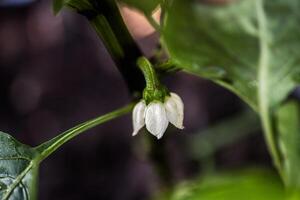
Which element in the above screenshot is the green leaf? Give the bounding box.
[161,0,300,183]
[162,0,300,111]
[119,0,160,14]
[0,103,133,200]
[277,101,300,188]
[162,169,285,200]
[0,132,39,200]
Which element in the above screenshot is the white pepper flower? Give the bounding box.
[132,92,184,139]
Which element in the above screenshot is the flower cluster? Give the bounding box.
[132,92,184,139]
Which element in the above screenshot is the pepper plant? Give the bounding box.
[1,0,300,199]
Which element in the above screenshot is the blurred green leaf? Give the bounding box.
[0,132,39,200]
[189,110,260,160]
[277,101,300,188]
[162,0,300,184]
[159,169,285,200]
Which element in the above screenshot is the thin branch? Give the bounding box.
[35,103,134,162]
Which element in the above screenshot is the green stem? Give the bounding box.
[146,134,174,187]
[83,0,145,95]
[137,57,160,90]
[145,14,161,32]
[34,103,134,162]
[256,0,284,181]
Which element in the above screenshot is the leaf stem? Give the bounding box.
[256,0,284,181]
[34,103,134,162]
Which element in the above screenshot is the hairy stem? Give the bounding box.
[137,57,160,90]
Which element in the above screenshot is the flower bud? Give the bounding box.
[164,93,184,129]
[131,92,184,139]
[132,100,146,136]
[145,102,169,139]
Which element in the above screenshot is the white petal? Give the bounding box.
[132,100,146,136]
[165,92,184,129]
[145,102,169,139]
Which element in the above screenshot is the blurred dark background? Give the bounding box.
[0,0,272,199]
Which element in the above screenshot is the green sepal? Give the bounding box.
[143,86,169,104]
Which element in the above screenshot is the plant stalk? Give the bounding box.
[84,0,145,95]
[35,103,134,162]
[137,57,160,90]
[256,0,284,182]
